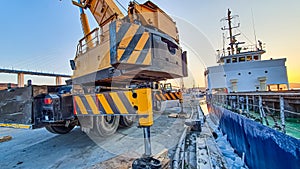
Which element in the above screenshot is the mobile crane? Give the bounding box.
[0,0,187,167]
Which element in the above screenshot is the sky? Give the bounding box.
[0,0,299,87]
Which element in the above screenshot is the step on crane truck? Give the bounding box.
[0,0,188,167]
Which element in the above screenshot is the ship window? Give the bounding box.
[248,72,251,75]
[247,56,252,61]
[239,57,245,62]
[226,59,231,63]
[224,74,226,77]
[238,73,241,75]
[265,70,268,73]
[254,55,259,60]
[232,57,237,63]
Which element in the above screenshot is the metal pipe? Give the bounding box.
[279,96,286,133]
[180,137,186,169]
[172,106,194,169]
[252,95,255,111]
[246,96,249,114]
[237,96,240,110]
[180,99,184,114]
[258,96,263,123]
[172,127,188,169]
[143,127,152,157]
[217,92,300,96]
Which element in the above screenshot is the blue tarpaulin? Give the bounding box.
[210,105,300,169]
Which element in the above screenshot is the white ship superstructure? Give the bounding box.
[205,9,289,93]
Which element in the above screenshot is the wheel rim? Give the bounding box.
[123,115,135,123]
[104,116,114,124]
[119,115,136,128]
[93,115,120,137]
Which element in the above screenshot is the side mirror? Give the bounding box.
[70,60,76,70]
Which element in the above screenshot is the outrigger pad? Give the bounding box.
[132,157,161,169]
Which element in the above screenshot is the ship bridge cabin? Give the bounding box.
[216,44,265,65]
[217,50,264,65]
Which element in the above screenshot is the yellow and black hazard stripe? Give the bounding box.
[110,21,152,67]
[73,88,154,126]
[154,91,182,101]
[73,91,136,115]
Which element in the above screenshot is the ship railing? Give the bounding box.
[208,92,300,138]
[216,44,266,59]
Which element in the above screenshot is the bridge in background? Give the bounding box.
[0,68,71,87]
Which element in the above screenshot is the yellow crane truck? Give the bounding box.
[0,0,187,167]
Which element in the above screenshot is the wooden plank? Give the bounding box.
[0,135,12,143]
[88,149,170,169]
[89,152,140,169]
[153,149,170,169]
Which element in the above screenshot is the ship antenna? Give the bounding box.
[221,9,239,55]
[251,8,258,50]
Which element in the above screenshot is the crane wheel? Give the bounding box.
[45,125,75,134]
[119,115,136,128]
[91,115,120,137]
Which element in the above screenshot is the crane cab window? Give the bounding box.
[254,55,259,60]
[226,59,231,63]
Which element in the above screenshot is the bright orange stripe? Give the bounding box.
[160,93,166,101]
[175,92,181,98]
[169,93,176,100]
[155,94,161,101]
[164,93,171,100]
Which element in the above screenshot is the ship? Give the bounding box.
[204,9,289,93]
[204,9,300,169]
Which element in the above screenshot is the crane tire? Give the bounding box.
[91,115,120,137]
[119,115,136,128]
[45,125,75,134]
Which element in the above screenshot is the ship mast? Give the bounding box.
[221,9,240,55]
[227,9,235,55]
